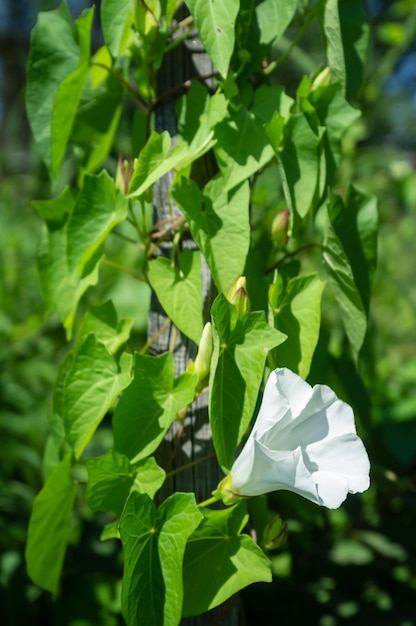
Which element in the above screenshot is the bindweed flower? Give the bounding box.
[226,276,250,317]
[221,368,370,509]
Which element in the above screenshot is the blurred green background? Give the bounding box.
[1,1,416,624]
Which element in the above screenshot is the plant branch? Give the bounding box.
[91,61,150,110]
[165,451,217,479]
[140,317,171,354]
[266,243,323,273]
[102,257,145,281]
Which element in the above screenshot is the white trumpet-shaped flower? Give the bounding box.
[226,368,370,509]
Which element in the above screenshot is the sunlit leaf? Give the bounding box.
[210,295,286,471]
[185,0,239,77]
[113,352,198,461]
[63,336,132,458]
[87,451,165,515]
[101,0,132,57]
[147,249,204,345]
[173,175,250,293]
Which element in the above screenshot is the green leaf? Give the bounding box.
[51,7,94,179]
[78,301,133,354]
[63,335,132,458]
[67,171,128,274]
[323,188,377,361]
[233,0,298,79]
[147,249,204,345]
[215,106,274,191]
[328,187,378,314]
[86,451,165,515]
[101,0,132,57]
[25,453,76,595]
[266,112,321,220]
[210,295,286,470]
[185,0,239,77]
[255,0,297,47]
[119,492,202,626]
[113,352,198,461]
[323,0,369,99]
[269,273,325,378]
[26,2,90,177]
[128,130,171,197]
[71,47,124,179]
[173,176,250,293]
[128,86,227,198]
[33,187,102,335]
[182,503,272,616]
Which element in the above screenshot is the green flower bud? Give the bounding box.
[311,66,331,91]
[226,276,250,317]
[115,155,134,195]
[261,515,287,551]
[187,322,213,384]
[271,209,290,249]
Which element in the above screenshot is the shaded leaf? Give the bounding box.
[26,3,92,178]
[119,492,202,626]
[323,187,378,361]
[183,503,271,616]
[71,46,124,179]
[269,273,325,378]
[266,112,322,220]
[33,188,102,335]
[25,453,76,594]
[323,0,369,99]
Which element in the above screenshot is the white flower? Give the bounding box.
[228,368,370,509]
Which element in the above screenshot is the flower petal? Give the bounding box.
[253,369,313,441]
[232,440,320,504]
[306,433,370,507]
[227,367,370,509]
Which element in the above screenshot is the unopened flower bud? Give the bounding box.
[226,276,250,317]
[311,66,331,91]
[115,155,134,195]
[271,209,290,249]
[188,322,213,384]
[261,515,287,551]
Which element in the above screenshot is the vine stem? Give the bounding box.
[262,11,314,75]
[90,61,150,110]
[102,257,144,281]
[266,242,323,273]
[165,451,217,478]
[198,493,222,508]
[140,317,171,354]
